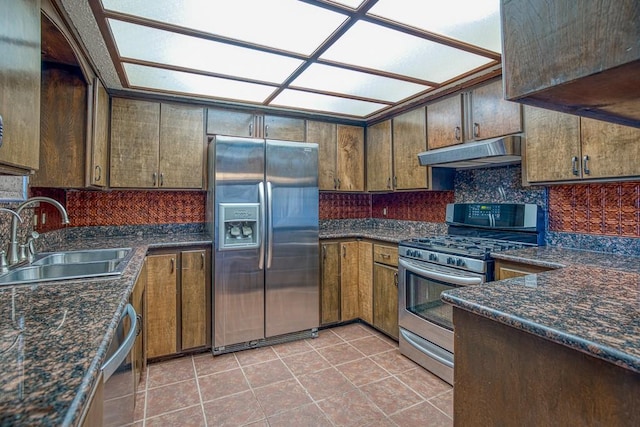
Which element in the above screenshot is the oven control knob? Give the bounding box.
[456,258,465,267]
[447,257,455,265]
[428,253,438,261]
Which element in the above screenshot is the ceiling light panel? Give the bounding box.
[124,63,276,103]
[321,21,494,83]
[326,0,366,8]
[291,63,430,102]
[101,0,348,55]
[271,89,388,117]
[108,19,303,83]
[368,0,502,53]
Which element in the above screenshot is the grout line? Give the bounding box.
[191,355,208,427]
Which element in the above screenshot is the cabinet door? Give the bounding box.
[181,249,209,350]
[0,0,40,173]
[524,106,581,183]
[366,120,393,191]
[110,98,160,188]
[470,79,522,140]
[340,241,360,321]
[206,108,256,137]
[146,253,177,358]
[373,263,399,340]
[393,107,428,189]
[90,78,109,187]
[159,104,204,189]
[31,64,86,187]
[358,241,373,325]
[427,94,463,149]
[495,260,551,280]
[264,115,305,141]
[580,118,640,179]
[131,259,146,389]
[336,125,365,191]
[320,242,340,325]
[307,121,337,191]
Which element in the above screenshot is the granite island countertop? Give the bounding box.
[0,233,211,427]
[442,246,640,374]
[319,219,446,243]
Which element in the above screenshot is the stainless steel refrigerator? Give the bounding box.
[206,135,319,353]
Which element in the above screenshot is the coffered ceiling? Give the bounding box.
[70,0,502,121]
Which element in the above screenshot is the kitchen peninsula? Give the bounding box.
[442,247,640,426]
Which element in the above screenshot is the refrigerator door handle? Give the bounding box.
[266,181,274,269]
[258,182,266,270]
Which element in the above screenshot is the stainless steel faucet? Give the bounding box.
[7,197,70,265]
[0,208,23,272]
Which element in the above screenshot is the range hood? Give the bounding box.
[417,135,522,169]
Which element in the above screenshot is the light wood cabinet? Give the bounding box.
[131,259,146,388]
[393,107,429,190]
[336,124,365,191]
[427,94,464,150]
[320,242,340,325]
[181,249,209,350]
[89,78,109,187]
[469,79,522,140]
[0,0,41,174]
[111,98,204,189]
[358,241,373,325]
[146,247,210,359]
[373,243,399,340]
[366,120,393,191]
[524,106,640,183]
[206,108,305,141]
[502,0,640,128]
[495,259,552,280]
[308,120,337,191]
[340,241,360,322]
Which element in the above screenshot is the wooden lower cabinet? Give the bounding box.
[358,242,373,325]
[373,263,399,340]
[495,259,553,280]
[131,260,146,387]
[146,247,210,359]
[320,242,340,325]
[340,241,360,322]
[80,372,104,427]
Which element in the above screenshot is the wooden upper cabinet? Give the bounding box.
[111,98,204,189]
[90,78,109,187]
[336,124,365,191]
[110,98,160,188]
[427,94,463,149]
[263,115,305,141]
[159,103,204,189]
[0,0,41,174]
[524,106,581,183]
[307,120,337,191]
[580,118,640,179]
[502,0,640,128]
[469,79,522,140]
[393,107,428,190]
[366,120,393,191]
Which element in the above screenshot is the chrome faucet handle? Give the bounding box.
[18,244,27,263]
[26,231,39,263]
[0,250,8,273]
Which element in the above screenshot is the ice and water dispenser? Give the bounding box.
[218,203,260,250]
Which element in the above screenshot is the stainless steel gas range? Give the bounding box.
[398,203,544,385]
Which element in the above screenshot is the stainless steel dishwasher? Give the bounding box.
[102,303,138,427]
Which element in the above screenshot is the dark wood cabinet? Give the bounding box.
[427,94,464,150]
[336,125,365,192]
[366,120,393,191]
[372,244,399,340]
[469,79,522,140]
[146,252,177,359]
[207,108,305,141]
[181,249,209,350]
[502,0,640,128]
[320,242,341,325]
[340,241,360,322]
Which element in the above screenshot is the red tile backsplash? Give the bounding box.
[319,193,371,219]
[371,191,454,222]
[548,182,640,237]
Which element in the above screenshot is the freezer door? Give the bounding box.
[213,136,265,348]
[265,140,319,337]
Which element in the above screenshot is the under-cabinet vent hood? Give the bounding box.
[417,135,522,169]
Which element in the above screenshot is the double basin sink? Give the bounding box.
[0,248,131,286]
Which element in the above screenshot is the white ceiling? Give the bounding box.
[66,0,502,121]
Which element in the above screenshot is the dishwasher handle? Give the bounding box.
[102,303,137,381]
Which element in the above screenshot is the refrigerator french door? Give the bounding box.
[208,136,319,351]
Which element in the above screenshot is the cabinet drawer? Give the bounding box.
[373,244,398,267]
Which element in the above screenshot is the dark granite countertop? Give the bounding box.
[319,218,446,243]
[442,246,640,374]
[0,233,211,427]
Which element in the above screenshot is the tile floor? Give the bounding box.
[134,323,453,426]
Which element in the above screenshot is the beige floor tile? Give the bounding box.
[317,389,387,427]
[198,368,250,402]
[395,367,452,400]
[390,401,453,427]
[202,390,265,426]
[271,338,313,357]
[331,323,375,341]
[316,342,365,366]
[360,376,423,416]
[430,389,454,418]
[297,367,356,401]
[305,329,345,349]
[281,349,331,376]
[253,378,313,417]
[335,357,391,387]
[134,391,146,421]
[193,352,239,377]
[235,346,278,367]
[242,359,293,388]
[348,335,396,356]
[146,357,195,389]
[267,403,333,427]
[145,379,200,418]
[145,404,205,427]
[369,349,420,375]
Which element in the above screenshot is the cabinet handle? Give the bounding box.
[249,122,253,136]
[393,176,397,188]
[160,172,164,187]
[94,165,101,182]
[0,114,3,148]
[454,126,461,141]
[473,122,480,138]
[201,252,205,270]
[152,172,157,186]
[571,156,579,176]
[337,178,341,189]
[342,246,346,258]
[386,177,391,189]
[322,245,327,261]
[394,272,398,287]
[381,253,391,259]
[583,155,590,175]
[170,257,174,273]
[333,178,338,190]
[265,125,269,138]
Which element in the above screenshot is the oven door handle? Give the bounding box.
[399,259,483,286]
